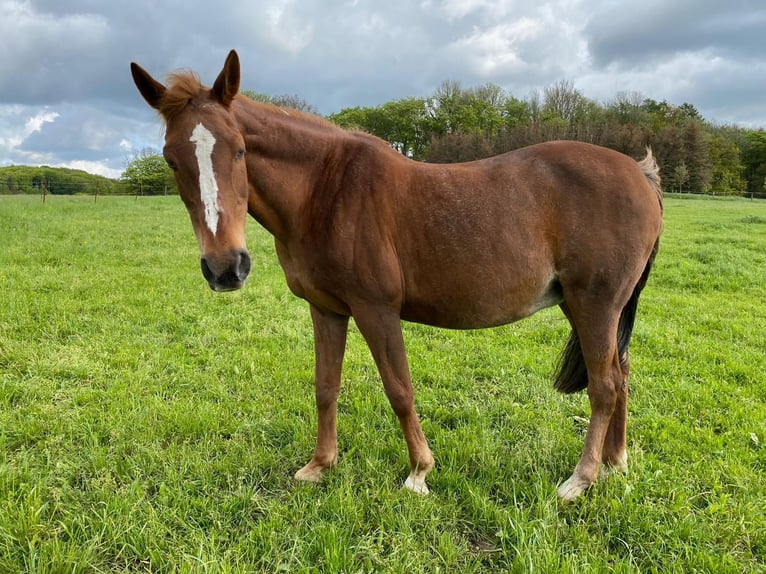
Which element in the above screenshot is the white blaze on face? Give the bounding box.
[189,123,220,235]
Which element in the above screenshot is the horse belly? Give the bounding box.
[400,263,562,329]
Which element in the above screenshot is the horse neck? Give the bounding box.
[233,99,340,241]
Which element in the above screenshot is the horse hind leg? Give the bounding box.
[556,302,624,501]
[600,251,656,475]
[601,352,630,474]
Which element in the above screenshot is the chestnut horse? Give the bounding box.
[131,50,662,500]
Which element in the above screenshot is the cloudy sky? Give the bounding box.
[1,0,765,178]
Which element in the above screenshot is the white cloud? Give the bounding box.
[58,160,123,179]
[0,107,59,162]
[237,0,315,56]
[25,111,59,135]
[453,18,543,75]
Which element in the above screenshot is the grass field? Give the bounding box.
[0,194,764,572]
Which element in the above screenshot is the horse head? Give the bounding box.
[131,50,250,292]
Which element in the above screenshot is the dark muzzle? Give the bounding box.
[200,249,251,292]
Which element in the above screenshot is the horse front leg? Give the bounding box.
[352,306,435,494]
[294,305,349,483]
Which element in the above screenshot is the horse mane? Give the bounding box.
[159,70,338,134]
[236,96,339,132]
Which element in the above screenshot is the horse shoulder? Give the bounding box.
[274,137,406,313]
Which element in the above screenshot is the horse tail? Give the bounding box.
[638,147,663,212]
[616,239,658,370]
[553,325,589,394]
[554,152,661,394]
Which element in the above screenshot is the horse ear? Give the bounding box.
[130,62,166,111]
[212,50,240,107]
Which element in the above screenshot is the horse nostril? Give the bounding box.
[236,249,251,281]
[200,250,250,291]
[200,257,215,283]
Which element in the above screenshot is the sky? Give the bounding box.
[1,0,765,179]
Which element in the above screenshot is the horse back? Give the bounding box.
[387,141,662,328]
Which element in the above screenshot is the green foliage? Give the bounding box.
[0,195,764,572]
[0,165,121,195]
[427,80,508,138]
[707,128,747,195]
[673,162,690,192]
[326,82,763,197]
[120,150,176,195]
[330,97,431,159]
[741,130,766,195]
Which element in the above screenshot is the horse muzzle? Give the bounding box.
[200,248,251,292]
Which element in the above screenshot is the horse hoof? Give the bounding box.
[404,474,429,495]
[294,463,324,483]
[605,452,628,474]
[557,475,591,501]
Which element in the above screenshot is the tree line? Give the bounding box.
[0,148,177,197]
[329,81,766,197]
[0,165,124,196]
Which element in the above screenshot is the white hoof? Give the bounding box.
[607,452,628,474]
[404,473,429,495]
[294,464,324,483]
[557,475,590,501]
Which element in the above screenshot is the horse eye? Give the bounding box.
[235,149,245,161]
[165,158,177,171]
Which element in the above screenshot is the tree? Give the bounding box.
[542,80,592,124]
[241,90,319,114]
[425,80,506,138]
[426,131,493,163]
[706,129,746,195]
[378,98,430,159]
[326,78,762,196]
[501,96,530,129]
[607,91,649,126]
[741,130,766,196]
[673,162,690,192]
[271,94,319,115]
[121,150,175,196]
[682,120,712,194]
[330,98,432,159]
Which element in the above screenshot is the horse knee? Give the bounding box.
[315,385,339,409]
[384,384,414,417]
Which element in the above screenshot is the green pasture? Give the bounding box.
[0,194,764,572]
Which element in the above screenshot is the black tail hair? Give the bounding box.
[553,243,659,394]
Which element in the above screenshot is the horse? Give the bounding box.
[130,50,663,500]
